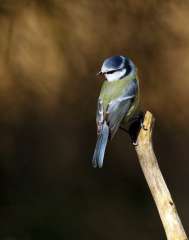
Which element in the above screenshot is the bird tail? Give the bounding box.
[92,121,109,168]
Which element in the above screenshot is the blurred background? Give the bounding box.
[0,0,188,239]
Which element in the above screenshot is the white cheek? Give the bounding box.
[105,69,126,82]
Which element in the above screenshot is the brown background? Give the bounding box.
[0,0,188,239]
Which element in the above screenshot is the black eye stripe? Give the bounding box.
[106,69,124,74]
[106,70,116,74]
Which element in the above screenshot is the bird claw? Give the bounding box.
[132,141,138,146]
[141,121,148,131]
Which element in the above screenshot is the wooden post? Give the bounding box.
[135,111,188,240]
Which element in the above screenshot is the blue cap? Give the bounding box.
[101,56,125,73]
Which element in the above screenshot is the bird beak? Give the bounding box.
[96,71,102,76]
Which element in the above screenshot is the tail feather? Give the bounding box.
[92,122,109,168]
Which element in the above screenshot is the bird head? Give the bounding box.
[97,56,136,82]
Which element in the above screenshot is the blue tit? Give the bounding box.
[92,55,140,168]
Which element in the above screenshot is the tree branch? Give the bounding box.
[135,111,188,240]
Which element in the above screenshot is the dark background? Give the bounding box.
[0,0,188,239]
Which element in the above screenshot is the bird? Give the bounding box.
[92,55,140,168]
